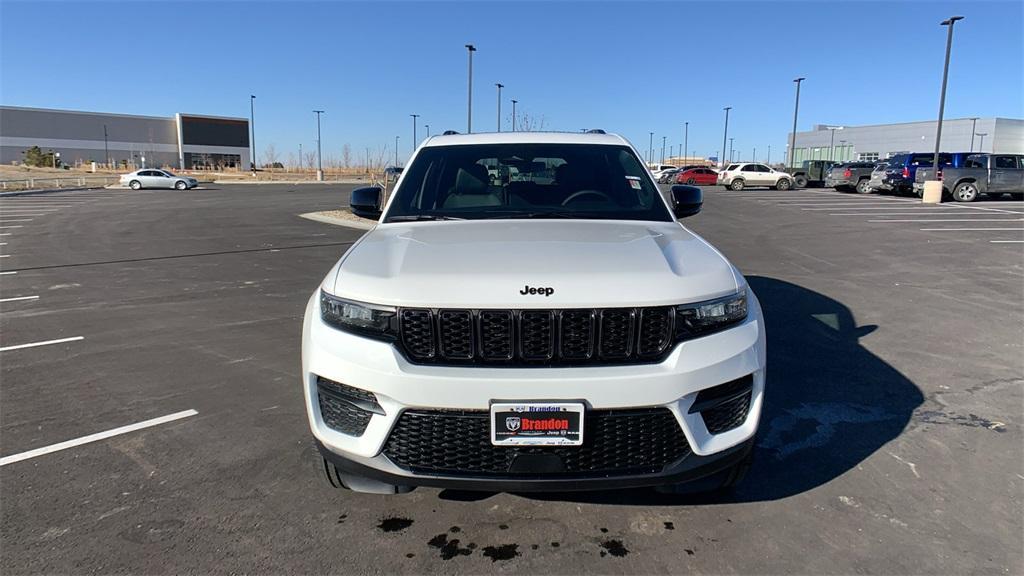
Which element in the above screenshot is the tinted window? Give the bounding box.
[994,156,1018,169]
[964,155,986,169]
[887,155,908,168]
[385,143,672,222]
[754,164,770,172]
[910,154,933,166]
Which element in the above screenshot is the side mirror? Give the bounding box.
[670,185,703,219]
[350,186,383,220]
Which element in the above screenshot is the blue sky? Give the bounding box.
[2,0,1022,165]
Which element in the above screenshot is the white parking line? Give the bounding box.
[919,227,1024,231]
[0,295,38,303]
[831,211,972,216]
[0,409,199,466]
[0,271,16,275]
[0,226,24,229]
[805,206,978,212]
[0,255,9,258]
[869,218,1024,223]
[0,335,84,352]
[990,240,1024,243]
[0,219,32,222]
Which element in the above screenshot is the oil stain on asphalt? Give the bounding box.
[427,533,474,560]
[482,544,520,562]
[377,517,414,533]
[599,539,630,558]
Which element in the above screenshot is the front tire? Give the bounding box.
[729,179,745,191]
[686,178,696,185]
[952,182,979,202]
[856,179,872,194]
[175,180,187,190]
[793,175,808,188]
[129,180,142,190]
[776,178,792,191]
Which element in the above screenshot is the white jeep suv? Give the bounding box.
[302,131,765,494]
[717,163,793,191]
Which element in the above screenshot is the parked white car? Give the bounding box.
[120,169,197,190]
[649,164,677,181]
[302,131,765,495]
[717,163,793,191]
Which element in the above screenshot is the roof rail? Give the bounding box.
[442,130,460,135]
[585,129,606,134]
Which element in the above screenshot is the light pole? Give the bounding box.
[313,110,324,181]
[826,126,843,160]
[767,144,771,165]
[721,107,731,168]
[839,140,847,161]
[299,143,302,171]
[395,136,400,166]
[410,114,419,151]
[728,137,734,163]
[250,95,256,172]
[495,83,503,131]
[789,77,804,168]
[102,124,109,167]
[976,132,987,151]
[425,124,430,137]
[683,122,688,165]
[968,118,979,151]
[931,16,965,176]
[465,44,476,133]
[511,99,518,131]
[648,132,654,164]
[753,147,757,163]
[661,136,666,163]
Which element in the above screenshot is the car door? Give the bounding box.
[990,155,1021,192]
[136,170,156,188]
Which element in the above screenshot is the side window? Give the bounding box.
[739,164,753,172]
[754,164,770,172]
[965,156,985,169]
[994,156,1017,170]
[910,154,932,166]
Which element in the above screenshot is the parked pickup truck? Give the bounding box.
[915,153,1024,202]
[825,161,879,193]
[785,160,837,188]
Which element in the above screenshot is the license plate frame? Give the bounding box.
[490,402,584,447]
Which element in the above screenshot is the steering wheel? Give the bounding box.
[562,190,612,206]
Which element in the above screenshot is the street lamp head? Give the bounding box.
[794,77,806,83]
[724,106,732,111]
[250,94,256,99]
[465,44,476,51]
[496,83,503,88]
[941,15,964,25]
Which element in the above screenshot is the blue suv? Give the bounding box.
[883,152,972,196]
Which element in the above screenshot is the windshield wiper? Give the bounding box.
[483,211,579,220]
[387,215,466,222]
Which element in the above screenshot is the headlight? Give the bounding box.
[320,290,397,340]
[675,291,747,340]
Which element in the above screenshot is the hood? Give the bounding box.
[328,220,741,309]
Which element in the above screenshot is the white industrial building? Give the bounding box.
[788,117,1023,164]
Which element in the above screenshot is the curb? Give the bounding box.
[299,211,376,231]
[0,185,107,197]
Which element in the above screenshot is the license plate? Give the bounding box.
[490,402,584,446]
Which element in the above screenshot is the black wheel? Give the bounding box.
[856,179,872,194]
[793,175,808,188]
[129,180,142,190]
[729,179,745,191]
[686,178,696,185]
[952,182,979,202]
[175,180,187,190]
[776,178,792,191]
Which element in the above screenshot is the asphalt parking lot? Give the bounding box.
[1,183,1021,574]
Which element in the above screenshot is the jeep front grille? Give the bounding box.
[398,307,674,366]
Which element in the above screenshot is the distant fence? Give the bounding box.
[0,175,120,192]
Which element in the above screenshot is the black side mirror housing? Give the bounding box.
[670,185,703,218]
[350,186,383,220]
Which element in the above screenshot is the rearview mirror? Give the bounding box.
[350,186,383,220]
[670,185,703,219]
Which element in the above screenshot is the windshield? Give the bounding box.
[383,143,673,222]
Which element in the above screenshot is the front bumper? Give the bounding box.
[825,178,853,188]
[301,289,766,489]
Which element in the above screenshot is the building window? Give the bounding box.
[858,152,879,161]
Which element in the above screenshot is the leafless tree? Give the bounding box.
[287,152,297,172]
[342,144,352,169]
[263,144,279,171]
[304,151,317,170]
[513,109,547,132]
